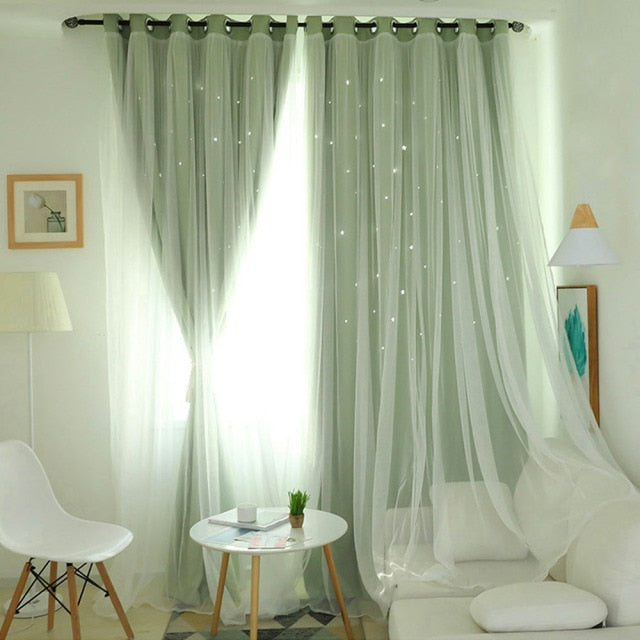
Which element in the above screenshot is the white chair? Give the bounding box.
[0,440,133,640]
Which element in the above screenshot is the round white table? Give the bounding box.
[190,508,354,640]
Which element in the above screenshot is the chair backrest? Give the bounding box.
[0,440,68,553]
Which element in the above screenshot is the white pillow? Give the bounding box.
[470,582,607,632]
[566,499,640,626]
[431,481,528,561]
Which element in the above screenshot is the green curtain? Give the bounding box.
[104,13,301,612]
[303,17,529,605]
[102,12,635,620]
[104,13,534,614]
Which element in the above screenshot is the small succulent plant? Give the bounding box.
[288,489,310,515]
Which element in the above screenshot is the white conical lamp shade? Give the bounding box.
[0,272,72,332]
[548,204,619,266]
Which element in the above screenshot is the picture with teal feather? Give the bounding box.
[556,285,599,423]
[564,304,587,377]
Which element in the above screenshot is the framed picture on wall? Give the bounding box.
[557,285,599,424]
[7,174,83,249]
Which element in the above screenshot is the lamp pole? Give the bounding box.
[0,272,71,619]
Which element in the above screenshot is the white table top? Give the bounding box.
[190,508,347,556]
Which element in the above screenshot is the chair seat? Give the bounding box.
[8,516,133,564]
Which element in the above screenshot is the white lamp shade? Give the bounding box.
[0,272,72,332]
[548,204,620,266]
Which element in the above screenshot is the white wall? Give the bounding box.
[0,18,114,579]
[554,0,640,486]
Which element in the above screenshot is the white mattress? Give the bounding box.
[389,597,482,638]
[387,544,545,600]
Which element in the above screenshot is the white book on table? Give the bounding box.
[208,508,289,531]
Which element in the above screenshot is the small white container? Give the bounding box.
[237,503,257,523]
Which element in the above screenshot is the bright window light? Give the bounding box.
[212,32,315,464]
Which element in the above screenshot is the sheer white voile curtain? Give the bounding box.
[102,14,321,622]
[100,12,637,622]
[303,16,636,613]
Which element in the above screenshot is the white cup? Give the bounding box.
[237,503,257,523]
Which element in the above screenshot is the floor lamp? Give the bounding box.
[0,272,72,449]
[0,272,71,618]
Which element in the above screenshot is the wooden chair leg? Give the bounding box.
[48,561,58,630]
[96,562,134,639]
[0,560,31,640]
[66,564,82,640]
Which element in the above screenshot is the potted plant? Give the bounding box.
[288,489,309,528]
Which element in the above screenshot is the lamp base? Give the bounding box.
[4,593,62,618]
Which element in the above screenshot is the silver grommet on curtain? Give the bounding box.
[169,15,190,34]
[128,14,148,33]
[375,17,394,34]
[103,14,122,34]
[457,19,476,36]
[206,15,228,35]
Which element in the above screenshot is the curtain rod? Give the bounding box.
[63,16,526,33]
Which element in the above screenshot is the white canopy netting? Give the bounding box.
[303,17,636,613]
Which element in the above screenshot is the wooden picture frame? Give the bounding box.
[557,285,599,424]
[7,174,83,249]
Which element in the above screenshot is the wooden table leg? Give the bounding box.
[323,545,354,640]
[211,552,230,637]
[249,556,260,640]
